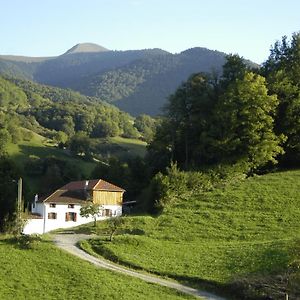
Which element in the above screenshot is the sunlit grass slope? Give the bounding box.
[82,170,300,296]
[0,236,194,300]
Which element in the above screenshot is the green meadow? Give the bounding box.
[81,170,300,298]
[0,235,194,300]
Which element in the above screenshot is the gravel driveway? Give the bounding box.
[53,233,226,300]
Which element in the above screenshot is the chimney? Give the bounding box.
[85,180,89,190]
[84,180,90,201]
[32,194,38,211]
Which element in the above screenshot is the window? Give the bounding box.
[49,203,56,208]
[48,212,57,219]
[68,204,75,208]
[65,212,77,222]
[104,209,112,217]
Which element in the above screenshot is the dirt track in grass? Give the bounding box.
[53,233,227,300]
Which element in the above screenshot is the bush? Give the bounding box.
[146,162,247,212]
[17,234,42,249]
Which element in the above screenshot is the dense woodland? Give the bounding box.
[148,34,300,173]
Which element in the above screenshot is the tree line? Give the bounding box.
[147,33,300,175]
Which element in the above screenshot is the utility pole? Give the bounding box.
[16,177,22,234]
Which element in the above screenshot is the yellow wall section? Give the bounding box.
[92,190,123,205]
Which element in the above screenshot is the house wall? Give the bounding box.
[93,190,123,205]
[23,219,44,235]
[23,203,122,234]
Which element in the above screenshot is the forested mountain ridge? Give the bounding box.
[0,76,141,145]
[0,44,248,115]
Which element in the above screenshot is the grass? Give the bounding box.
[109,136,147,157]
[0,235,195,300]
[81,170,300,299]
[7,132,96,177]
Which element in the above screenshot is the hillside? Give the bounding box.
[1,76,139,140]
[80,170,300,299]
[0,44,236,115]
[77,47,228,115]
[0,76,148,201]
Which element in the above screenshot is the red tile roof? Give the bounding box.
[41,190,88,204]
[61,179,125,192]
[38,179,125,204]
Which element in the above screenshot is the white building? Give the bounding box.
[23,179,125,234]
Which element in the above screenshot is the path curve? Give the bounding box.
[53,233,226,300]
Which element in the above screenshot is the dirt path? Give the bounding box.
[53,233,226,300]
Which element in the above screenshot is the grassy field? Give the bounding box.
[7,132,96,177]
[0,235,195,300]
[6,132,146,195]
[109,136,147,157]
[81,170,300,299]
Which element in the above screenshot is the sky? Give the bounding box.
[0,0,299,64]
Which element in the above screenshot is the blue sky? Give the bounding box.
[0,0,299,63]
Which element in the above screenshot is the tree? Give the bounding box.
[40,163,64,195]
[262,33,300,164]
[80,203,102,227]
[148,73,217,170]
[106,216,124,241]
[92,120,120,138]
[0,128,11,156]
[212,72,284,171]
[54,130,68,146]
[221,54,248,86]
[69,132,93,158]
[134,114,157,142]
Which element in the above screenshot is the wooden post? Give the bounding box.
[17,178,22,219]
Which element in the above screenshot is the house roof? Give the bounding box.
[61,179,125,192]
[37,179,125,204]
[41,190,88,204]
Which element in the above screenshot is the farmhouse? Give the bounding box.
[23,179,125,234]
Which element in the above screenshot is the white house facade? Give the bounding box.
[23,179,124,235]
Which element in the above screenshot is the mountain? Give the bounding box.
[0,44,255,115]
[71,47,228,115]
[63,43,109,54]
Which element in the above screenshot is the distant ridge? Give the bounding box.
[0,43,257,115]
[63,43,109,55]
[0,55,54,63]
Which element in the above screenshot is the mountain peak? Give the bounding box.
[63,43,109,55]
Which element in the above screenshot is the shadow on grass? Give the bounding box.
[0,234,52,250]
[227,244,294,299]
